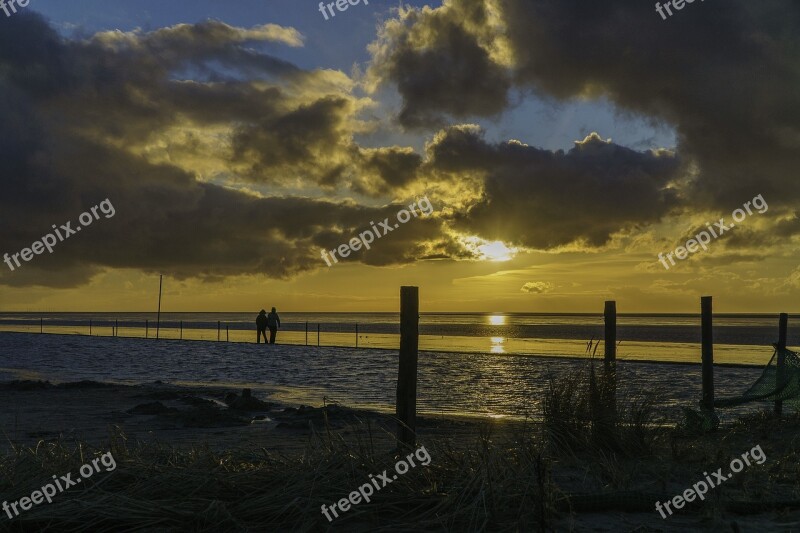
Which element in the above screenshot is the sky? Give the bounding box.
[0,0,798,313]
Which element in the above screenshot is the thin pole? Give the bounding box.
[90,319,92,336]
[701,296,714,414]
[115,319,118,337]
[156,275,163,340]
[396,286,420,448]
[180,320,183,340]
[218,321,221,342]
[356,323,359,348]
[146,319,149,339]
[40,317,43,334]
[775,313,789,415]
[317,323,320,347]
[305,321,308,346]
[226,325,229,342]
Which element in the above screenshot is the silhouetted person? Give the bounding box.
[256,309,268,344]
[267,307,280,344]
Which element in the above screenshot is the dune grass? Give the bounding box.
[2,366,798,532]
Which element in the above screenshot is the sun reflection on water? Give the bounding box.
[490,336,506,354]
[488,315,507,326]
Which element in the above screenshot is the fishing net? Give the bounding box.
[714,346,800,408]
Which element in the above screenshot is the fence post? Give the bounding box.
[356,323,359,348]
[90,319,92,336]
[701,296,715,416]
[305,321,308,346]
[226,325,229,342]
[396,286,419,448]
[775,313,789,416]
[180,320,183,340]
[218,321,221,342]
[115,319,118,337]
[603,300,617,429]
[146,320,149,339]
[40,317,43,334]
[317,324,320,347]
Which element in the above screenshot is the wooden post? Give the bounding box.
[226,325,229,342]
[156,275,163,340]
[90,319,92,336]
[396,286,419,448]
[217,321,221,342]
[317,324,320,347]
[179,320,183,340]
[115,319,118,337]
[356,323,359,348]
[305,321,308,346]
[603,301,617,424]
[701,296,714,413]
[604,301,616,366]
[775,313,789,415]
[146,319,149,339]
[40,317,43,334]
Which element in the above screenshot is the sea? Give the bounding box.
[0,313,790,420]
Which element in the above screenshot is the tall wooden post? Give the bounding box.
[179,320,183,340]
[90,319,92,336]
[115,319,118,337]
[701,296,714,413]
[317,324,320,347]
[40,317,43,334]
[217,321,221,342]
[146,319,149,339]
[604,301,616,366]
[305,321,308,345]
[603,301,617,423]
[396,286,419,448]
[356,323,359,348]
[775,313,789,415]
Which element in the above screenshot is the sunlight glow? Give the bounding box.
[460,236,519,262]
[478,241,516,262]
[490,336,506,354]
[488,315,507,326]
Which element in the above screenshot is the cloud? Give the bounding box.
[368,0,800,214]
[424,126,681,248]
[0,13,451,287]
[521,281,553,293]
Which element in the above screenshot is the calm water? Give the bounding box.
[0,312,794,365]
[0,332,765,421]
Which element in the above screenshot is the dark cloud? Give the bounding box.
[368,2,511,128]
[425,127,681,248]
[369,0,800,211]
[0,13,449,287]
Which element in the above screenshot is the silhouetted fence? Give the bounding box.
[0,317,367,347]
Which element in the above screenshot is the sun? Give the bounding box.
[460,236,518,262]
[477,241,516,262]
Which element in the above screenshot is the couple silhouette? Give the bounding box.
[256,307,281,344]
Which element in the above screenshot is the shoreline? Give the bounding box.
[0,330,768,368]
